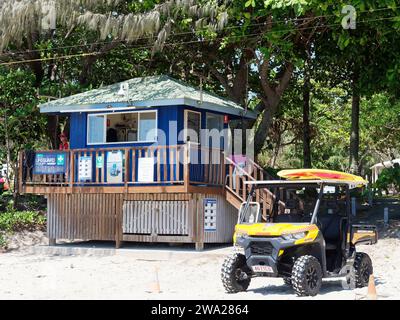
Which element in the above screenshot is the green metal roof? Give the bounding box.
[39,75,257,119]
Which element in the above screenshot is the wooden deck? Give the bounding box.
[19,143,225,195]
[19,144,292,248]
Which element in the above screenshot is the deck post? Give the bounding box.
[195,242,204,251]
[115,194,123,249]
[18,151,23,194]
[195,194,204,251]
[69,150,74,188]
[184,143,190,192]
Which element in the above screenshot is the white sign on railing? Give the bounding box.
[78,155,92,182]
[107,151,123,183]
[138,157,155,182]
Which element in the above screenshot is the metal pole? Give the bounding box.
[351,197,356,216]
[384,207,389,227]
[310,184,324,225]
[238,185,255,223]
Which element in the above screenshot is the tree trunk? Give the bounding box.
[3,109,12,191]
[303,73,312,168]
[349,72,360,175]
[47,115,59,149]
[271,130,282,168]
[254,100,279,156]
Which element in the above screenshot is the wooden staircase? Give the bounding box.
[224,158,306,222]
[224,157,276,221]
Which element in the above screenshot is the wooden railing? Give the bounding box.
[224,157,308,221]
[188,144,225,186]
[19,144,226,191]
[225,156,275,220]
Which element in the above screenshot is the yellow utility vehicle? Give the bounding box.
[221,170,377,296]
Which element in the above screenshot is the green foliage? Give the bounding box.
[374,165,400,193]
[0,210,46,233]
[0,0,399,180]
[263,80,400,174]
[0,68,48,190]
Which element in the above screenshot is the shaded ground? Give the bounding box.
[0,198,399,300]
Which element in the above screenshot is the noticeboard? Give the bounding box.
[78,155,92,182]
[137,157,155,182]
[107,150,123,183]
[33,152,67,175]
[204,198,217,231]
[96,155,103,168]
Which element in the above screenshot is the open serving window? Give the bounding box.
[87,110,157,145]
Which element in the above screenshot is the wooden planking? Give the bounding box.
[123,200,189,235]
[47,191,236,246]
[47,193,118,241]
[124,193,192,201]
[122,234,192,243]
[22,185,188,194]
[201,193,237,243]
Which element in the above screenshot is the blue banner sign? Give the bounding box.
[33,152,67,175]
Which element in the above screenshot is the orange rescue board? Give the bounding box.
[277,169,367,184]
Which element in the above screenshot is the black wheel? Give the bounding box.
[283,277,292,286]
[221,253,252,293]
[353,252,373,288]
[291,255,322,297]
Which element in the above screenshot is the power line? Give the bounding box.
[0,16,398,67]
[0,4,398,58]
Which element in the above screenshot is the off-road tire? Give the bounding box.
[353,252,373,288]
[283,277,292,286]
[221,253,251,293]
[291,255,322,297]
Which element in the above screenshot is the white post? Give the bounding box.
[384,207,389,227]
[368,189,373,206]
[351,197,356,216]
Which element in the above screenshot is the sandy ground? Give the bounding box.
[0,199,399,300]
[0,231,399,300]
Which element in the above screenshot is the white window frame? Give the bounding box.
[184,109,202,144]
[205,112,224,149]
[87,110,158,145]
[206,112,224,131]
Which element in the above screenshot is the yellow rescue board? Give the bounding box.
[277,169,367,185]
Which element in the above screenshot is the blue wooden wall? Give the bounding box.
[68,105,230,149]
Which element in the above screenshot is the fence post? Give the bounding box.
[18,150,23,194]
[124,148,129,192]
[184,142,190,192]
[220,150,225,185]
[351,197,356,216]
[69,150,74,188]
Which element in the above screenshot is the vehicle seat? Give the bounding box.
[273,198,303,223]
[284,199,301,213]
[274,214,304,223]
[318,215,344,250]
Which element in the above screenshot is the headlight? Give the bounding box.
[281,231,307,241]
[235,233,247,241]
[234,231,248,243]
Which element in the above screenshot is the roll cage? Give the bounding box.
[240,179,366,226]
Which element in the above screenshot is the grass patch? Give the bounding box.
[0,210,46,249]
[0,210,46,232]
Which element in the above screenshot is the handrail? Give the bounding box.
[224,157,255,178]
[224,156,289,220]
[19,144,226,190]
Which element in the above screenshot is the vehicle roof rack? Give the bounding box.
[244,179,366,189]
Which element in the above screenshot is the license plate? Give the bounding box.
[252,265,273,273]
